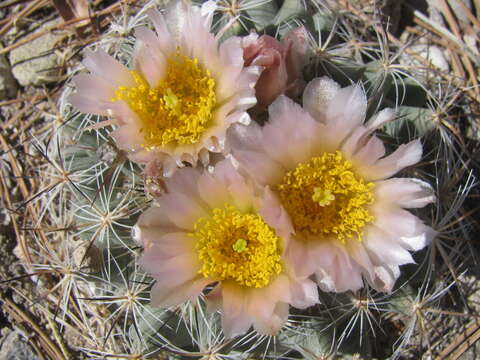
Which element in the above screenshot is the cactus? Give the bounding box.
[27,0,476,358]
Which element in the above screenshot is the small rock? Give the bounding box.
[4,5,28,38]
[424,0,446,26]
[0,331,39,360]
[0,208,11,227]
[430,0,472,24]
[411,44,449,71]
[9,20,64,87]
[13,242,29,263]
[0,45,17,99]
[401,44,449,73]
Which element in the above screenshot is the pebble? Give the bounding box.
[9,20,64,87]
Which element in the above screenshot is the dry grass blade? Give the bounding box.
[0,0,32,9]
[436,0,479,97]
[0,0,141,56]
[410,8,479,63]
[437,320,480,360]
[0,0,50,38]
[0,133,33,265]
[52,0,91,38]
[0,94,48,107]
[0,295,66,359]
[408,1,480,101]
[52,0,89,23]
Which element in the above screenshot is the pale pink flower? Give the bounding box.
[228,77,436,293]
[134,159,318,338]
[69,1,260,176]
[242,27,308,110]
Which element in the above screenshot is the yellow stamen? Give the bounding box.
[191,205,282,288]
[276,151,375,243]
[112,50,216,148]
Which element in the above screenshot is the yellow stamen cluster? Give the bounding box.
[192,205,282,288]
[277,151,375,243]
[113,51,216,148]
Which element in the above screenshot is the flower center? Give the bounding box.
[113,51,216,148]
[191,205,282,288]
[276,151,375,243]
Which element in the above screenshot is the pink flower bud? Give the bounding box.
[242,27,308,110]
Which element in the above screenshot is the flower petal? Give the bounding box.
[264,95,322,167]
[215,37,245,101]
[260,187,294,241]
[128,148,162,164]
[110,124,144,150]
[375,178,435,209]
[212,159,255,212]
[221,282,252,338]
[68,94,111,116]
[147,9,174,53]
[228,123,286,185]
[142,251,200,285]
[345,239,375,280]
[365,108,396,132]
[150,276,212,308]
[161,192,208,230]
[244,275,292,329]
[284,237,316,278]
[163,0,188,44]
[351,134,386,167]
[134,27,167,87]
[288,278,319,309]
[372,202,432,241]
[399,227,436,251]
[71,73,115,101]
[253,47,288,108]
[363,226,415,266]
[252,302,289,336]
[136,204,172,227]
[312,242,364,292]
[343,109,394,165]
[140,232,195,260]
[283,26,308,82]
[135,205,180,243]
[371,265,400,292]
[166,167,203,201]
[182,2,217,65]
[82,49,134,87]
[246,287,276,325]
[205,284,222,313]
[360,139,422,180]
[324,83,367,146]
[197,172,230,209]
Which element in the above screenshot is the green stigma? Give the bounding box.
[163,88,178,109]
[312,188,335,207]
[232,238,248,253]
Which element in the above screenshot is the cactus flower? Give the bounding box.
[134,159,318,338]
[69,1,260,176]
[228,77,436,293]
[242,27,308,110]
